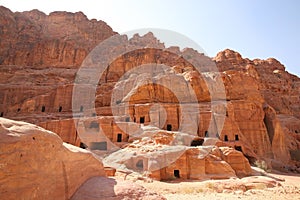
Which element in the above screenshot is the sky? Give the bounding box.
[1,0,299,76]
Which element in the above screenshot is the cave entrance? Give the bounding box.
[117,133,122,142]
[205,131,209,137]
[41,105,45,112]
[263,112,275,144]
[0,112,3,117]
[224,135,228,141]
[235,134,239,141]
[79,142,88,149]
[174,170,180,178]
[191,138,204,146]
[58,106,62,112]
[140,116,145,124]
[235,146,242,152]
[80,106,84,112]
[167,124,172,131]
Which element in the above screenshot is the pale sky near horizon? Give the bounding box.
[1,0,299,76]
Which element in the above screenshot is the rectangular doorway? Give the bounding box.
[140,116,145,124]
[117,133,122,142]
[174,170,180,178]
[167,124,172,131]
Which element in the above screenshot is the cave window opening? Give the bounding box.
[17,108,21,112]
[167,124,172,131]
[224,135,228,141]
[136,160,143,170]
[80,106,84,112]
[205,131,209,137]
[41,106,45,112]
[174,170,180,178]
[80,142,88,149]
[140,116,145,124]
[235,146,242,152]
[0,112,3,117]
[58,106,62,112]
[235,134,239,141]
[191,138,204,146]
[117,133,122,142]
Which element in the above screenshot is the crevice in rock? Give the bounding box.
[62,161,69,199]
[263,106,276,144]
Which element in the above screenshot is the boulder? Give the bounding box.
[0,117,106,199]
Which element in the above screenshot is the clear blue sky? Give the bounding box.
[1,0,299,76]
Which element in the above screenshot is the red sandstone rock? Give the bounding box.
[103,132,251,180]
[0,6,116,68]
[0,117,106,199]
[0,6,299,174]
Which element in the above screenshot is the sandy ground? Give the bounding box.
[135,172,300,200]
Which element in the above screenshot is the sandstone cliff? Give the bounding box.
[214,49,300,168]
[0,6,116,67]
[0,6,299,173]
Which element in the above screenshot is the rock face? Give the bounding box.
[0,117,106,199]
[0,5,300,175]
[0,6,116,67]
[214,49,300,167]
[38,118,81,146]
[103,131,252,181]
[0,5,116,124]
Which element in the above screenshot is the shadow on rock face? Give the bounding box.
[71,176,166,200]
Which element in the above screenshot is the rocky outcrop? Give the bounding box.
[103,131,252,180]
[0,117,106,199]
[0,6,299,173]
[0,6,116,68]
[214,49,300,167]
[39,118,81,146]
[214,49,300,118]
[0,5,115,124]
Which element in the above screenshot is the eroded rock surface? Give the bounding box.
[0,117,106,199]
[103,131,252,180]
[0,6,299,174]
